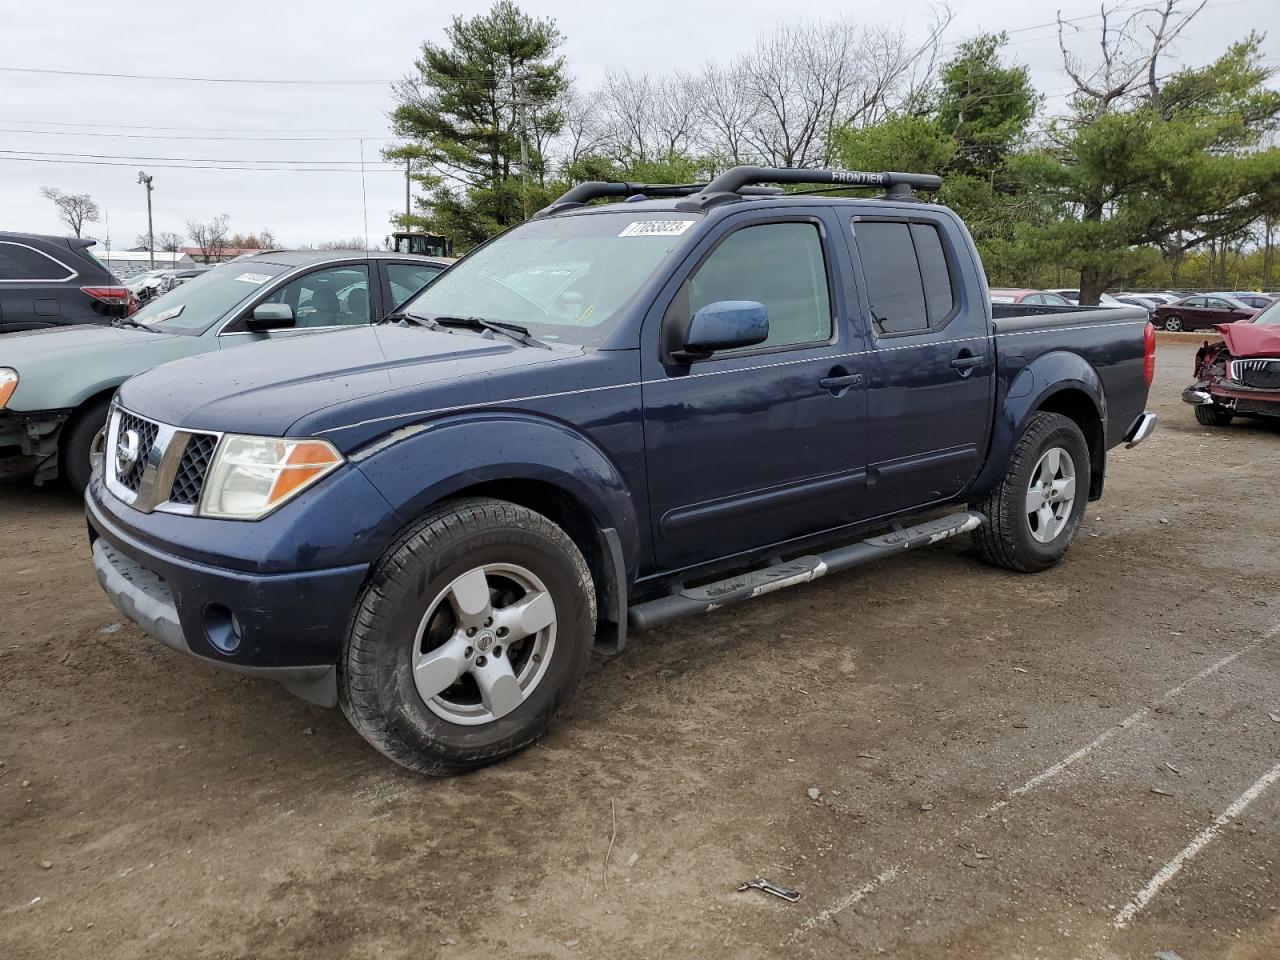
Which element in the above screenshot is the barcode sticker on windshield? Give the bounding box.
[235,272,273,284]
[618,220,696,238]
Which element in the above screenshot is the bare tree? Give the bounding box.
[259,228,278,248]
[155,230,184,253]
[1057,0,1207,120]
[698,62,760,166]
[186,215,231,263]
[39,186,100,238]
[557,88,608,169]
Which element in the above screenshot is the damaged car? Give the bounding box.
[1183,298,1280,426]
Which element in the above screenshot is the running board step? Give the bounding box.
[627,511,984,631]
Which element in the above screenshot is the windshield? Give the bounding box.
[132,260,290,334]
[1252,299,1280,326]
[398,212,702,345]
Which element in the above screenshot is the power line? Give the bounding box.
[0,118,388,133]
[0,126,393,142]
[0,155,404,173]
[0,148,401,166]
[0,65,391,85]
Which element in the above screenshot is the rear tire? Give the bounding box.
[1194,404,1233,427]
[339,497,595,775]
[61,398,111,495]
[973,412,1090,573]
[1163,315,1183,332]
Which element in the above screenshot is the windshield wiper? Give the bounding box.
[111,317,159,332]
[381,311,440,329]
[431,315,541,347]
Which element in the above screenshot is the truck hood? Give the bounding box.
[1,324,201,412]
[116,324,575,441]
[1218,322,1280,358]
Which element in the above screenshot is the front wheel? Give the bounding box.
[973,412,1090,573]
[1194,404,1233,427]
[339,497,596,775]
[61,398,111,494]
[1163,315,1183,332]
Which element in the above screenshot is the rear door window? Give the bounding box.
[387,262,444,307]
[853,220,957,335]
[0,241,75,281]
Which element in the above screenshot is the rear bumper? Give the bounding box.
[1122,411,1157,449]
[87,482,372,706]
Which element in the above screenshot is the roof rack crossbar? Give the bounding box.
[536,180,783,217]
[697,166,942,197]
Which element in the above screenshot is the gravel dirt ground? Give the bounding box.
[2,337,1278,960]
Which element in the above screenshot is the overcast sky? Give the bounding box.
[2,0,1275,249]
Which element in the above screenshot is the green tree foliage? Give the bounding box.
[1007,33,1280,301]
[386,0,567,248]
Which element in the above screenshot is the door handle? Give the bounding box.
[950,352,984,377]
[819,367,863,395]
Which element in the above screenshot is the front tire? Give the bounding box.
[1194,404,1233,427]
[339,497,596,775]
[973,412,1090,573]
[61,398,111,494]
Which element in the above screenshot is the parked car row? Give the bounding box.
[123,266,212,304]
[990,284,1276,332]
[0,249,450,488]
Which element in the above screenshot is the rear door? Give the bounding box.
[0,238,78,332]
[845,213,995,518]
[640,209,869,571]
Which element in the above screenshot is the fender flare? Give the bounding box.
[972,351,1107,499]
[349,410,643,579]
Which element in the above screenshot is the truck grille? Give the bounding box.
[113,411,160,492]
[1229,358,1280,390]
[168,433,219,506]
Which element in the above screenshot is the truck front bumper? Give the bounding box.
[87,482,373,707]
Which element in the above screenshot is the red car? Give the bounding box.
[1152,294,1255,332]
[989,288,1074,306]
[1183,300,1280,425]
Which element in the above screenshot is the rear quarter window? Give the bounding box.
[0,241,75,282]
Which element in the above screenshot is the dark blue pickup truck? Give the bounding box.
[86,166,1157,774]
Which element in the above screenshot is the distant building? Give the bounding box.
[94,249,196,276]
[178,246,265,264]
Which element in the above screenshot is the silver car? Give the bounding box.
[0,250,448,491]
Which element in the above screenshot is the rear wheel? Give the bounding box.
[339,497,595,775]
[61,398,111,494]
[973,412,1090,573]
[1194,404,1233,427]
[1163,315,1183,332]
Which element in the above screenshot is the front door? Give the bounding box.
[845,214,995,518]
[640,212,868,572]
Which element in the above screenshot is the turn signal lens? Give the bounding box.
[200,435,343,520]
[0,368,17,408]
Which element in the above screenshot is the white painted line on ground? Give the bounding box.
[1113,761,1280,928]
[790,617,1280,941]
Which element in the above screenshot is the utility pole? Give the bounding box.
[136,171,154,267]
[515,76,530,220]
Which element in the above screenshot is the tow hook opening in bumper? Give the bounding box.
[1123,411,1157,449]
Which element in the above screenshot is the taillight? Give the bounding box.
[81,285,132,307]
[1143,321,1156,386]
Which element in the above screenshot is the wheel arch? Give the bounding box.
[1033,387,1106,500]
[351,413,641,652]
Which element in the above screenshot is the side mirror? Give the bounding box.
[246,302,295,331]
[675,300,769,361]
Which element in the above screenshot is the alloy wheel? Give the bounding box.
[1025,446,1077,544]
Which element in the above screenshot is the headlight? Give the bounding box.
[0,368,17,409]
[200,434,343,520]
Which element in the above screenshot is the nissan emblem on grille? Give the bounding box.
[115,429,140,472]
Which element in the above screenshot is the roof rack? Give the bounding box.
[535,181,784,218]
[675,166,942,209]
[535,166,942,218]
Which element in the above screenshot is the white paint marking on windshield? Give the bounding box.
[618,220,695,238]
